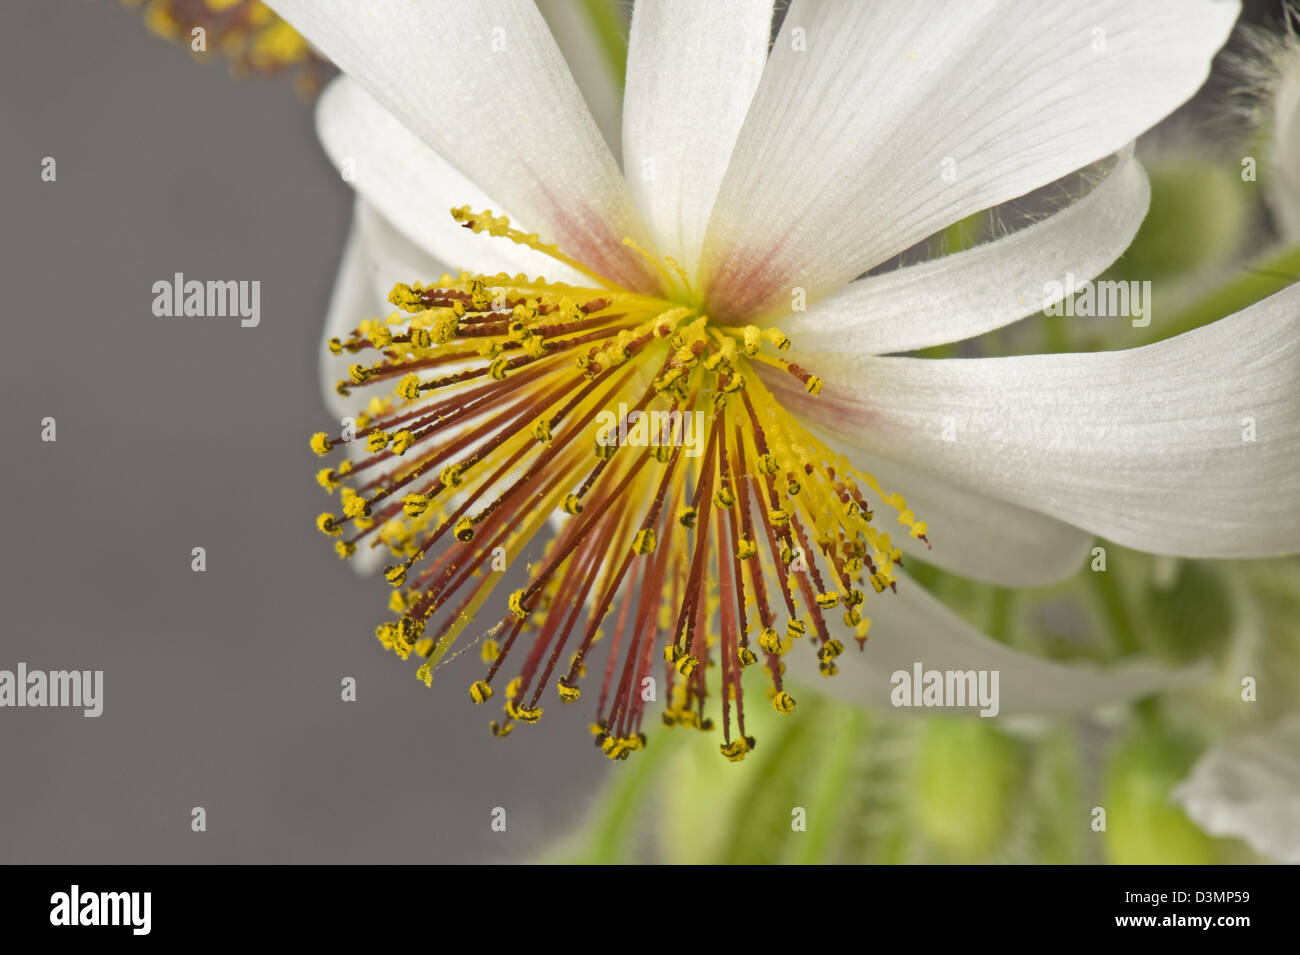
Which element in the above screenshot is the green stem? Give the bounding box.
[1088,561,1139,657]
[553,730,678,863]
[986,587,1015,645]
[788,707,867,864]
[578,0,628,89]
[1137,243,1300,346]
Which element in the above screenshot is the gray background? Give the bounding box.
[0,0,607,863]
[0,0,1283,865]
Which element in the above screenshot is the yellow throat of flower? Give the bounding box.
[311,207,929,761]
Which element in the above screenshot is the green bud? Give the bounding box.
[1112,160,1249,283]
[1102,724,1218,864]
[913,718,1022,860]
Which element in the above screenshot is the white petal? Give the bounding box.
[784,569,1206,717]
[838,444,1094,587]
[766,284,1300,558]
[1174,715,1300,863]
[700,0,1238,319]
[316,76,586,283]
[623,0,773,282]
[779,152,1150,356]
[268,0,657,289]
[535,0,624,158]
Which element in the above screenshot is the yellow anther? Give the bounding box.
[815,591,840,609]
[870,572,890,593]
[722,373,746,394]
[489,720,513,738]
[758,627,782,655]
[719,737,754,762]
[374,622,397,649]
[368,326,393,348]
[508,589,529,620]
[388,282,423,312]
[786,619,807,641]
[397,616,424,646]
[515,704,543,724]
[384,565,406,587]
[735,536,757,560]
[341,489,370,518]
[768,506,789,526]
[334,540,355,559]
[413,636,433,656]
[430,312,460,344]
[675,654,700,677]
[390,430,415,455]
[561,493,584,515]
[713,486,736,509]
[741,325,762,356]
[403,493,430,518]
[632,528,657,555]
[805,375,824,396]
[480,639,500,664]
[678,506,698,528]
[396,373,422,400]
[469,680,494,704]
[309,432,333,456]
[557,679,581,703]
[388,589,407,613]
[454,516,476,542]
[316,467,340,491]
[763,328,791,350]
[523,334,547,359]
[532,418,552,443]
[348,363,372,386]
[772,691,797,714]
[366,431,391,453]
[489,355,511,380]
[440,464,464,488]
[818,639,845,663]
[415,661,433,686]
[910,520,928,539]
[327,337,343,355]
[316,512,342,537]
[737,646,757,667]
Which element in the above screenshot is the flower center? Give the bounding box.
[310,208,928,761]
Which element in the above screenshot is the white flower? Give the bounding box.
[1173,714,1300,863]
[275,0,1299,754]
